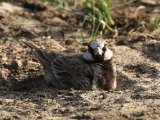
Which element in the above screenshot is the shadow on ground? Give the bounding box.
[142,42,160,62]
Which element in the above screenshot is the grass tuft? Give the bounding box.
[81,0,114,39]
[151,18,160,30]
[43,92,52,108]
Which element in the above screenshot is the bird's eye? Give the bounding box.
[102,47,106,51]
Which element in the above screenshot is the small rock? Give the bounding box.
[0,68,10,80]
[80,48,87,52]
[140,0,159,6]
[65,40,74,45]
[132,111,144,117]
[47,36,51,39]
[116,39,128,45]
[6,98,14,103]
[10,59,19,69]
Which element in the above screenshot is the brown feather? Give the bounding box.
[21,39,117,90]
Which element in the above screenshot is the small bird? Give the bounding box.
[21,39,117,90]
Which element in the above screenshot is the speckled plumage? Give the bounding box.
[22,39,117,90]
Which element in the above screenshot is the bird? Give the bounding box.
[21,38,117,90]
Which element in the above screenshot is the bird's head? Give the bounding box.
[82,38,113,62]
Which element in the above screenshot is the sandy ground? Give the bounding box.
[0,0,160,119]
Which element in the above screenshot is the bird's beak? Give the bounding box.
[94,47,103,56]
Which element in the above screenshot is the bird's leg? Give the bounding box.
[91,69,98,90]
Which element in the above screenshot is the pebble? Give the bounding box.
[65,39,74,45]
[10,59,19,69]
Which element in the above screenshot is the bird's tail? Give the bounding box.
[21,39,40,51]
[21,40,52,72]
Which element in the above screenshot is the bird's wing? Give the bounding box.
[50,55,94,89]
[21,40,94,89]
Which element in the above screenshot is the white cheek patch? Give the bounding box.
[99,43,105,49]
[82,50,94,62]
[103,48,113,61]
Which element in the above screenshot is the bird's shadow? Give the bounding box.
[0,68,153,117]
[116,71,147,92]
[0,76,97,117]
